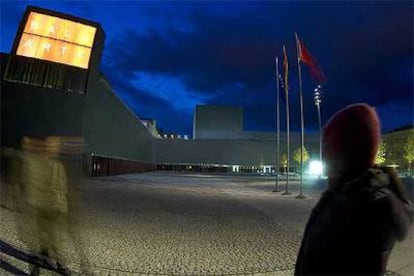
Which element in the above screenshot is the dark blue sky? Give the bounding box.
[1,1,413,136]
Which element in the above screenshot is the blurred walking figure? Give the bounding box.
[21,136,70,275]
[1,147,23,211]
[295,104,413,275]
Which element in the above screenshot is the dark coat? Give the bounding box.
[295,167,413,275]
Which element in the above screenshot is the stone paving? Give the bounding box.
[1,172,413,275]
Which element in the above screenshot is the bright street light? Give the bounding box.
[307,160,324,176]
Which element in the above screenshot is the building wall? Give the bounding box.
[155,134,319,166]
[1,54,156,175]
[1,54,85,147]
[194,105,244,139]
[156,139,272,166]
[82,74,155,166]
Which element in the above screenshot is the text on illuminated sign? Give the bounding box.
[16,12,96,69]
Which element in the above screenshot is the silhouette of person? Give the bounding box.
[295,103,413,275]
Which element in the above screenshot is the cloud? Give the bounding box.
[1,1,412,134]
[102,1,412,130]
[103,8,283,93]
[130,72,210,112]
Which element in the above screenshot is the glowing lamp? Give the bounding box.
[308,160,324,175]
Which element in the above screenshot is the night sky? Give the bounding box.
[1,1,413,136]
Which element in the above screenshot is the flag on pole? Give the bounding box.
[295,33,326,84]
[283,45,289,92]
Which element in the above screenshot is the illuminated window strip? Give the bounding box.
[21,31,94,49]
[24,12,96,47]
[17,33,91,69]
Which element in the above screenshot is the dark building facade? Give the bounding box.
[1,6,156,176]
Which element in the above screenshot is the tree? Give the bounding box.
[375,139,386,165]
[404,134,414,176]
[293,146,310,174]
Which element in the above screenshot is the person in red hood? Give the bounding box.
[295,103,413,275]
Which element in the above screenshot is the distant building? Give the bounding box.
[140,118,160,138]
[193,105,244,139]
[383,125,414,171]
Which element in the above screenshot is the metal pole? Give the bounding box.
[314,86,322,177]
[283,87,291,195]
[273,57,281,192]
[295,33,305,199]
[282,46,291,195]
[317,103,322,164]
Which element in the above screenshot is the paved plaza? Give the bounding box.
[1,172,413,275]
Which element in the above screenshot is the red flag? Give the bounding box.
[283,45,289,92]
[296,34,326,84]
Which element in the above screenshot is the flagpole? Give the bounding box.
[282,45,291,195]
[273,56,281,192]
[295,32,306,199]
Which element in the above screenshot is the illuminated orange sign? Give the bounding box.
[16,12,96,69]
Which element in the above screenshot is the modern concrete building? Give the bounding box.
[1,6,155,176]
[1,5,319,177]
[193,105,244,139]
